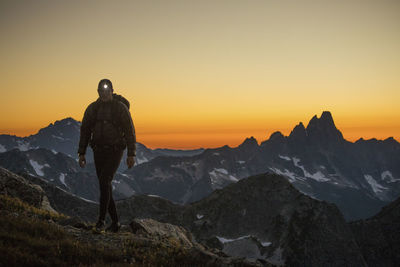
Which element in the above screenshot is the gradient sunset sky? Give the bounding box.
[1,0,399,149]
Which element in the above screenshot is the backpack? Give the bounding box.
[89,93,130,149]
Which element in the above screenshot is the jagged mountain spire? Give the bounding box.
[289,121,307,141]
[306,111,344,146]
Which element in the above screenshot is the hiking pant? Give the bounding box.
[93,146,124,223]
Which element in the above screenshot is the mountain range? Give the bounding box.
[0,111,399,221]
[3,166,399,266]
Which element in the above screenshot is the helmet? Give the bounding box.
[98,79,113,92]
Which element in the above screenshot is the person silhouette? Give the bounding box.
[78,79,136,233]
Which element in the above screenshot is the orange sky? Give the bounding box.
[1,0,399,149]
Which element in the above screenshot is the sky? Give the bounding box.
[1,0,399,149]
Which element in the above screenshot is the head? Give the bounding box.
[97,79,113,102]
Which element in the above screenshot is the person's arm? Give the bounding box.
[120,103,136,158]
[78,103,94,157]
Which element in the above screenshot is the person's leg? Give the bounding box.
[97,175,111,222]
[93,149,108,229]
[98,148,123,222]
[108,185,118,222]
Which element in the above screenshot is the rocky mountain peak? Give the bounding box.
[306,111,344,145]
[54,117,80,127]
[289,122,307,141]
[268,131,285,142]
[307,111,335,129]
[239,136,259,148]
[37,117,80,136]
[384,136,399,146]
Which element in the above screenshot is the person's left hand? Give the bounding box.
[127,156,135,169]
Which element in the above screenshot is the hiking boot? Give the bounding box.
[92,220,105,234]
[106,222,121,233]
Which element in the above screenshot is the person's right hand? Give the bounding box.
[79,154,86,168]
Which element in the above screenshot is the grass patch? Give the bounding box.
[0,212,126,266]
[0,194,67,221]
[0,194,213,266]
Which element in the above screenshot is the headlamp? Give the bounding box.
[98,79,113,92]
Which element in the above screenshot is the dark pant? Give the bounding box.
[93,146,123,223]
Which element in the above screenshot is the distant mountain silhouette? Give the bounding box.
[124,111,400,220]
[1,111,399,221]
[0,117,204,166]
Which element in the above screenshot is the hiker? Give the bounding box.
[77,79,136,233]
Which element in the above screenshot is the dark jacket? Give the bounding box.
[78,97,136,157]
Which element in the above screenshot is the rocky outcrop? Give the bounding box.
[0,167,262,267]
[182,173,366,266]
[116,173,367,266]
[20,173,98,222]
[349,196,400,266]
[130,218,194,248]
[0,167,55,212]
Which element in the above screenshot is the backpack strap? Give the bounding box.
[112,93,130,109]
[90,99,101,129]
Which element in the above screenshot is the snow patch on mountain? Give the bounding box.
[0,144,6,153]
[29,160,45,176]
[17,140,30,151]
[269,168,300,183]
[364,174,389,200]
[209,168,238,188]
[279,155,291,161]
[215,168,228,175]
[216,235,251,244]
[196,214,204,219]
[261,241,272,247]
[381,171,400,183]
[120,173,132,179]
[79,196,97,204]
[237,160,246,164]
[216,235,272,248]
[59,173,68,188]
[364,174,388,195]
[136,156,148,164]
[292,157,330,182]
[51,135,65,141]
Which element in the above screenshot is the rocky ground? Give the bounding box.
[0,166,268,266]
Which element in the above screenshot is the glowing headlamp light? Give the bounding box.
[98,79,113,92]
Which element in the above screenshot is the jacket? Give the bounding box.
[78,97,136,157]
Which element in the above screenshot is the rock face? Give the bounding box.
[116,173,367,266]
[20,173,98,223]
[350,196,400,266]
[0,167,55,212]
[130,218,194,248]
[182,173,366,266]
